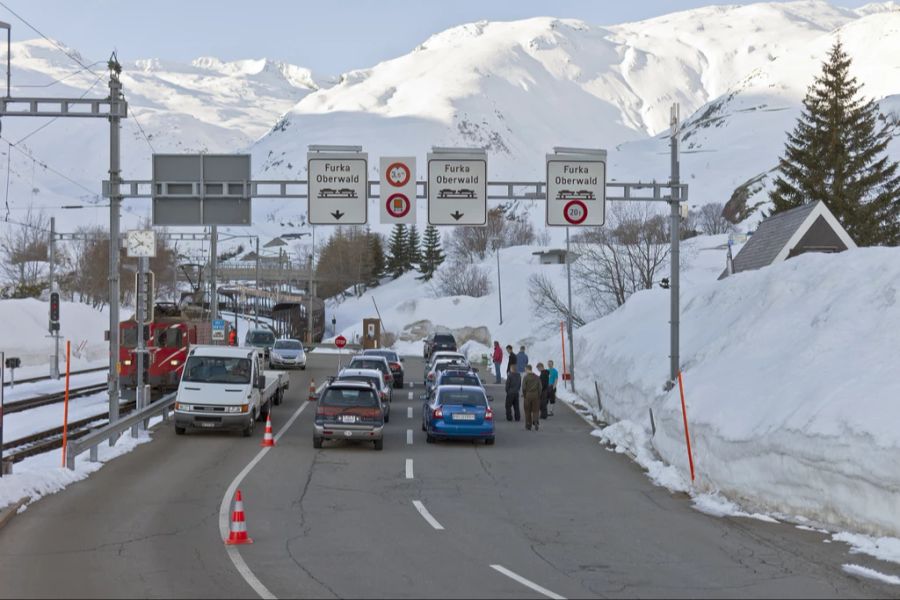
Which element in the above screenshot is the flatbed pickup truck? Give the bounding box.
[173,345,290,436]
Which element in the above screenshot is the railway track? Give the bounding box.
[2,401,139,463]
[3,383,110,414]
[2,366,108,388]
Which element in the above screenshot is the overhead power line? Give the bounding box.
[1,134,99,198]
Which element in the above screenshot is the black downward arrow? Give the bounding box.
[331,210,345,220]
[450,210,464,221]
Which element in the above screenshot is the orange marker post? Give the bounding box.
[559,321,569,385]
[677,371,696,482]
[61,340,71,468]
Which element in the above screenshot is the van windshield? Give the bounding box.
[248,331,275,345]
[182,357,252,384]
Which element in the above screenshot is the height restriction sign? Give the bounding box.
[546,149,607,227]
[380,156,416,224]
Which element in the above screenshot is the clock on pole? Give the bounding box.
[126,229,157,257]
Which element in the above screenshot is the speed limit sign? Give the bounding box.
[546,149,607,226]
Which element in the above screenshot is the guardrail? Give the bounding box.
[65,392,176,470]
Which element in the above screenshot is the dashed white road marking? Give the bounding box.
[407,406,413,419]
[407,429,413,445]
[407,391,413,401]
[490,565,566,600]
[405,458,414,479]
[412,500,444,530]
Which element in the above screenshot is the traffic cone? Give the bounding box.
[260,414,276,447]
[225,489,253,545]
[309,379,317,401]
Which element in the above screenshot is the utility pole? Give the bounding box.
[669,103,681,383]
[48,217,60,380]
[565,227,575,391]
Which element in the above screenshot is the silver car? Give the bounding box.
[269,338,307,370]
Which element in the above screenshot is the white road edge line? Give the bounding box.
[490,565,566,600]
[219,395,316,600]
[412,500,444,530]
[407,406,413,419]
[406,429,413,445]
[405,458,414,479]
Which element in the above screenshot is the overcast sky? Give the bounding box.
[0,0,872,76]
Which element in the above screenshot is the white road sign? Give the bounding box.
[546,151,607,227]
[380,156,417,224]
[308,152,368,225]
[427,152,487,226]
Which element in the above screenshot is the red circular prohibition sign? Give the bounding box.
[563,199,588,225]
[386,162,411,187]
[335,335,347,349]
[386,193,411,218]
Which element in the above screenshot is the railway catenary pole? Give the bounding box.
[210,225,218,333]
[669,104,681,383]
[49,217,60,380]
[255,237,260,327]
[107,59,125,433]
[135,257,146,423]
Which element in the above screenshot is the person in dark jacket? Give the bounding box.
[521,365,542,430]
[505,369,521,421]
[506,344,517,374]
[516,346,528,374]
[538,362,550,419]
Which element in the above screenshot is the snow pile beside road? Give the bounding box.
[534,247,900,537]
[0,299,109,377]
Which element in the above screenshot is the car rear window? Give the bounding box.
[350,359,387,372]
[339,375,380,389]
[365,350,398,362]
[434,335,456,344]
[436,361,467,373]
[320,387,379,407]
[438,390,487,407]
[440,374,480,387]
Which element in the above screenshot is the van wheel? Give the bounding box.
[275,389,283,406]
[374,439,384,451]
[242,416,254,437]
[313,437,323,449]
[175,426,186,435]
[258,402,269,421]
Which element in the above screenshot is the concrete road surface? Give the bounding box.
[0,354,895,598]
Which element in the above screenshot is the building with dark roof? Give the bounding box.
[720,201,856,279]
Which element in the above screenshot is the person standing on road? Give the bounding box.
[492,341,503,384]
[547,360,559,416]
[505,367,521,421]
[521,364,542,431]
[506,344,517,374]
[516,346,528,374]
[538,362,550,419]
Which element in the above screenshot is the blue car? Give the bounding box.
[424,385,494,445]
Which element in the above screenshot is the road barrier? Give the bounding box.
[65,392,176,470]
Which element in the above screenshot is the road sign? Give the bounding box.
[427,150,487,226]
[308,151,368,225]
[380,156,416,224]
[212,319,226,341]
[546,150,607,227]
[335,335,347,349]
[152,154,251,226]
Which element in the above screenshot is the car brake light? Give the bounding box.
[390,362,401,370]
[427,372,435,380]
[485,408,493,421]
[434,407,443,418]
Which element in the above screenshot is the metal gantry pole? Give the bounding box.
[49,217,60,380]
[307,226,315,345]
[210,225,218,329]
[496,245,503,325]
[108,63,123,430]
[566,227,575,391]
[669,103,681,383]
[255,237,260,327]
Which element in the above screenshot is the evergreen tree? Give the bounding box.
[368,231,386,284]
[417,224,446,281]
[386,224,408,278]
[405,225,421,271]
[770,39,900,245]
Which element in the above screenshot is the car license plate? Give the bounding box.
[341,415,358,423]
[453,413,475,421]
[198,422,217,428]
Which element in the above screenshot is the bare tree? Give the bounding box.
[447,205,536,262]
[0,209,49,297]
[432,260,492,298]
[528,272,585,330]
[695,202,732,235]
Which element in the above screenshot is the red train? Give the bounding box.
[119,303,234,396]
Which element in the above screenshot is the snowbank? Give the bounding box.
[534,247,900,537]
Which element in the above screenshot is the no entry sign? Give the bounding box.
[380,156,417,224]
[546,149,607,227]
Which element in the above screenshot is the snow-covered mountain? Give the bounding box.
[1,1,898,237]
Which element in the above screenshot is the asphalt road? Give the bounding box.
[0,354,895,598]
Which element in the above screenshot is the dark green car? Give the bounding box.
[245,328,276,358]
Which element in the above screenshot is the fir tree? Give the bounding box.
[417,224,446,281]
[368,231,386,284]
[405,224,421,271]
[386,224,408,279]
[770,39,900,245]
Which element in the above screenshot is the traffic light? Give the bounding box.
[49,291,60,332]
[143,271,155,323]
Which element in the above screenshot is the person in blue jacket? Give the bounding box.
[547,360,559,416]
[516,346,528,374]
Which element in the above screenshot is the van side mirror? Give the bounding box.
[256,375,266,390]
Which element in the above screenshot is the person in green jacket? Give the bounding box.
[521,364,543,431]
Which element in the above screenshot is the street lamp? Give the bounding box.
[489,237,503,325]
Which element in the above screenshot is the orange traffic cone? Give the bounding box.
[225,489,253,545]
[260,414,276,447]
[308,379,317,401]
